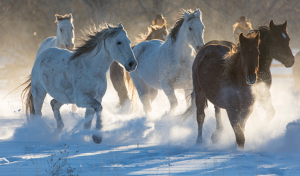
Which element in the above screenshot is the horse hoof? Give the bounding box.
[211,129,223,144]
[92,134,102,144]
[196,137,203,144]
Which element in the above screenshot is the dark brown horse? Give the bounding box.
[189,32,260,148]
[110,25,168,107]
[206,20,294,133]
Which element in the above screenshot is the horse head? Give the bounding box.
[268,20,294,67]
[183,9,205,52]
[149,25,168,41]
[56,13,75,50]
[239,32,260,85]
[107,23,137,72]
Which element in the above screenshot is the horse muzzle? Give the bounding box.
[283,56,295,68]
[246,73,257,85]
[125,60,137,72]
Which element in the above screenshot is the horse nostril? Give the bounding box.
[129,61,135,68]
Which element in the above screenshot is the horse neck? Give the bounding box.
[172,28,195,60]
[258,33,273,73]
[235,53,247,83]
[145,33,153,41]
[80,43,112,75]
[56,25,66,49]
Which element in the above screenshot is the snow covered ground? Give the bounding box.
[1,67,300,175]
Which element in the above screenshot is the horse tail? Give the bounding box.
[20,75,34,122]
[124,71,137,112]
[181,91,196,120]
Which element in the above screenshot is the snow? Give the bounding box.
[1,72,300,175]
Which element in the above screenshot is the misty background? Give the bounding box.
[0,0,299,89]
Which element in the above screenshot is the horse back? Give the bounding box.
[193,44,230,71]
[36,36,56,57]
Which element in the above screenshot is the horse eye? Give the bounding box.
[117,41,121,45]
[189,27,192,31]
[60,29,63,32]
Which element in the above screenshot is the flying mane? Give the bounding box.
[168,10,197,43]
[137,25,167,43]
[54,14,73,23]
[70,24,124,60]
[248,26,269,39]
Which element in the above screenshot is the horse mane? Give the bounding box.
[232,22,252,31]
[223,33,259,77]
[70,24,123,60]
[223,45,241,77]
[248,26,269,39]
[137,25,166,43]
[54,14,73,23]
[169,9,197,43]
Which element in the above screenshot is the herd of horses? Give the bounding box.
[18,9,294,148]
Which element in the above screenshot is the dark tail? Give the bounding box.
[181,91,208,121]
[124,71,137,112]
[181,91,196,120]
[20,75,34,122]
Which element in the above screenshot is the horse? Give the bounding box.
[129,9,205,115]
[20,23,137,144]
[36,13,75,56]
[190,32,260,148]
[110,25,168,108]
[204,20,294,132]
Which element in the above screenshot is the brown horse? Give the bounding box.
[206,21,294,130]
[189,32,260,148]
[110,25,168,107]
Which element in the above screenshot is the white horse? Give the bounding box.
[21,23,137,143]
[130,9,205,115]
[36,13,75,57]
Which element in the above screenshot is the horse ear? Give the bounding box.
[196,8,201,18]
[283,20,287,29]
[69,13,73,19]
[118,23,123,29]
[150,26,156,31]
[255,31,260,40]
[107,24,112,29]
[239,33,245,44]
[269,20,275,30]
[184,10,190,19]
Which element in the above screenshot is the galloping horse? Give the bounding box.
[204,20,294,133]
[110,25,168,108]
[21,23,137,144]
[37,13,74,56]
[190,33,260,148]
[130,9,205,115]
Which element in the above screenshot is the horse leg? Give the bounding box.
[110,62,129,107]
[149,86,158,103]
[195,90,207,144]
[211,106,224,144]
[161,81,178,115]
[258,89,275,123]
[239,106,254,132]
[50,99,64,131]
[31,84,47,119]
[226,108,245,148]
[76,96,103,144]
[72,104,78,112]
[83,108,95,130]
[130,72,153,115]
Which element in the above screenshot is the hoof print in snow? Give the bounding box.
[92,134,102,144]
